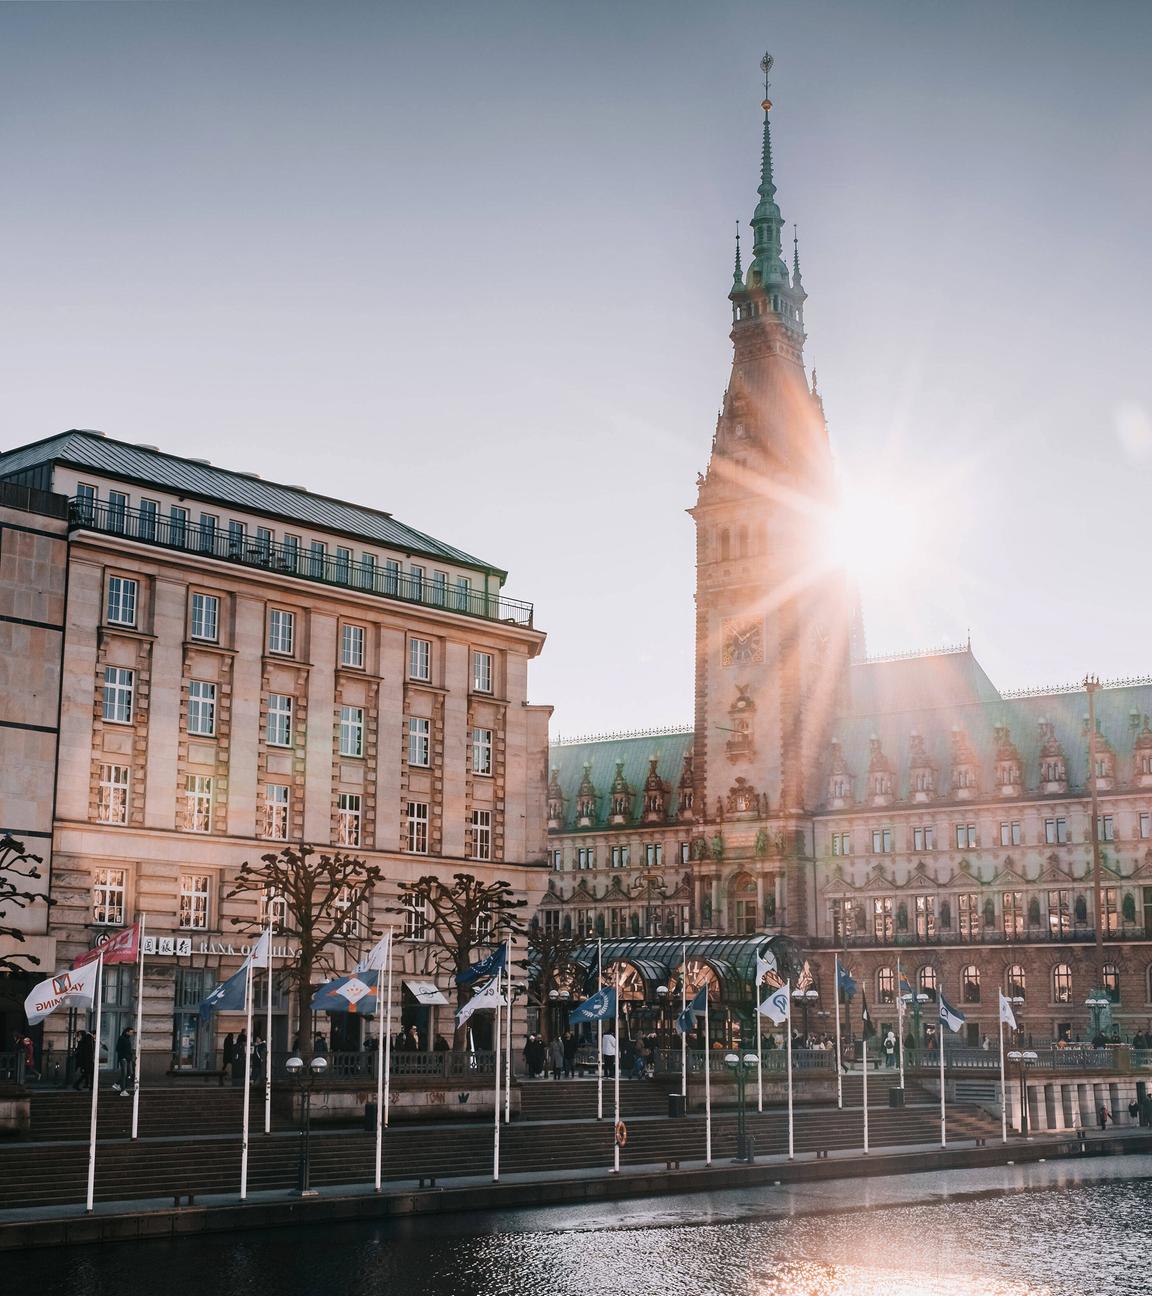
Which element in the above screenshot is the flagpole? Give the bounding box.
[612,976,621,1174]
[492,982,502,1182]
[596,937,603,1121]
[131,915,146,1140]
[998,1000,1007,1144]
[938,991,947,1148]
[834,954,843,1110]
[383,933,394,1130]
[896,956,906,1092]
[755,971,763,1114]
[264,906,274,1137]
[375,929,393,1190]
[504,937,512,1125]
[85,951,104,1213]
[679,941,687,1100]
[785,985,794,1160]
[704,990,712,1166]
[862,1029,870,1155]
[240,952,254,1200]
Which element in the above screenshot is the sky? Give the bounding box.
[2,1,1150,738]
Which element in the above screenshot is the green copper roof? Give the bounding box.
[548,729,694,830]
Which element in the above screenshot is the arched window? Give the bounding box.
[877,967,896,1004]
[720,529,731,561]
[1103,963,1121,1004]
[730,872,757,935]
[1006,965,1026,1001]
[962,965,981,1004]
[918,966,938,1001]
[1053,963,1073,1004]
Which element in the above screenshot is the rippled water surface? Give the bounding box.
[17,1162,1152,1296]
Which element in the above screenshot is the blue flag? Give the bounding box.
[456,944,507,987]
[311,970,380,1015]
[569,986,617,1025]
[199,964,248,1017]
[837,963,857,1001]
[939,991,966,1033]
[676,985,708,1035]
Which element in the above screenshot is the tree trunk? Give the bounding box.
[296,959,313,1063]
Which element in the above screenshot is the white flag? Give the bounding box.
[998,991,1017,1030]
[24,961,101,1025]
[335,976,372,1006]
[357,931,393,974]
[456,974,506,1028]
[759,981,791,1026]
[755,947,778,987]
[247,930,272,970]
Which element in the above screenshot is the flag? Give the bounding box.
[860,989,877,1040]
[795,959,815,992]
[939,992,966,1033]
[456,944,507,987]
[570,986,617,1025]
[676,985,708,1035]
[457,974,506,1027]
[312,972,380,1014]
[357,931,393,974]
[74,923,139,969]
[837,963,857,1001]
[24,961,101,1025]
[755,946,777,987]
[899,973,914,998]
[998,991,1017,1030]
[247,930,272,969]
[759,981,791,1026]
[199,964,249,1016]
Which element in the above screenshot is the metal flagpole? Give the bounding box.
[679,941,687,1100]
[862,1031,870,1154]
[596,938,604,1121]
[504,937,512,1124]
[383,932,394,1129]
[375,929,393,1190]
[785,985,794,1160]
[755,968,763,1114]
[264,907,274,1136]
[704,989,712,1166]
[939,992,947,1147]
[834,954,844,1109]
[240,952,254,1200]
[896,956,906,1092]
[612,977,621,1174]
[492,982,502,1181]
[85,951,105,1213]
[130,916,146,1140]
[998,1001,1007,1144]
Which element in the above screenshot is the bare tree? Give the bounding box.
[526,924,584,1042]
[226,845,382,1058]
[387,873,527,1045]
[0,835,54,976]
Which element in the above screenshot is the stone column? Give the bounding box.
[710,875,720,931]
[756,875,765,928]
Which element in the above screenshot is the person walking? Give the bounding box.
[222,1032,235,1083]
[602,1028,617,1079]
[13,1031,38,1082]
[313,1032,329,1057]
[113,1026,135,1095]
[1098,1104,1111,1131]
[548,1034,564,1080]
[562,1030,578,1079]
[883,1030,896,1069]
[232,1029,248,1087]
[72,1030,95,1091]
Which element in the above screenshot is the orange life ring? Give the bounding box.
[614,1120,628,1148]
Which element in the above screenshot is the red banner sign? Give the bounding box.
[73,923,140,968]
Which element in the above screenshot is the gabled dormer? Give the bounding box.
[950,728,979,800]
[993,724,1022,798]
[1038,718,1068,794]
[575,761,598,828]
[1133,718,1152,788]
[826,739,853,809]
[907,731,936,802]
[677,751,696,822]
[867,736,894,807]
[547,767,566,831]
[642,755,668,824]
[608,759,632,825]
[1083,714,1116,791]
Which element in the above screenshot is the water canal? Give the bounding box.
[13,1157,1152,1296]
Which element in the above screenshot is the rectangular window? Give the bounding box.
[341,623,365,669]
[199,512,218,553]
[1141,813,1151,839]
[227,520,247,556]
[1045,818,1069,845]
[1000,821,1022,847]
[1102,886,1120,934]
[339,705,365,758]
[268,608,295,655]
[403,894,428,941]
[645,843,663,867]
[75,482,97,522]
[309,540,327,579]
[337,793,362,847]
[955,823,977,849]
[1048,889,1071,936]
[871,827,893,854]
[183,775,213,833]
[282,535,300,572]
[266,693,294,747]
[106,575,138,627]
[680,841,690,865]
[958,893,982,940]
[107,490,128,532]
[93,867,126,926]
[138,498,158,540]
[915,894,936,940]
[255,527,273,561]
[335,546,352,583]
[872,897,894,943]
[410,564,425,600]
[1003,891,1024,937]
[1097,815,1115,842]
[102,666,135,724]
[471,809,492,860]
[577,847,595,870]
[262,784,290,840]
[190,592,220,642]
[178,874,211,930]
[454,577,472,613]
[408,716,431,767]
[551,849,562,871]
[405,801,429,854]
[360,553,377,591]
[408,637,431,681]
[187,680,217,737]
[472,650,494,693]
[97,764,130,824]
[913,826,935,852]
[611,845,629,868]
[432,571,447,606]
[384,559,400,595]
[472,727,493,775]
[169,506,189,547]
[831,831,851,856]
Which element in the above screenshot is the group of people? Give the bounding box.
[521,1031,578,1078]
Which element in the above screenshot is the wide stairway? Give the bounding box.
[25,1088,291,1141]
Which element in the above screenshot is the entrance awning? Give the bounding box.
[403,979,449,1006]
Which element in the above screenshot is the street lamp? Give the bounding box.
[285,1054,329,1196]
[656,985,670,1063]
[791,988,819,1039]
[1085,995,1110,1041]
[901,991,930,1050]
[1005,1049,1038,1138]
[724,1051,760,1162]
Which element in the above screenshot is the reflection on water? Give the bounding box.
[17,1170,1152,1296]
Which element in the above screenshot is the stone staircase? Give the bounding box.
[26,1088,292,1142]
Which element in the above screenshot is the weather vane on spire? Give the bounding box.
[760,52,774,112]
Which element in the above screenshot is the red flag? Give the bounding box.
[74,923,139,968]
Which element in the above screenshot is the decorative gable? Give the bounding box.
[908,731,936,802]
[867,736,894,807]
[1037,719,1068,794]
[993,724,1022,797]
[826,738,853,809]
[950,727,979,800]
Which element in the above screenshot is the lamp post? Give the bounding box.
[285,1054,328,1196]
[901,991,930,1052]
[656,985,670,1066]
[547,987,571,1043]
[792,988,819,1040]
[724,1051,760,1162]
[1005,1049,1038,1137]
[1085,994,1110,1041]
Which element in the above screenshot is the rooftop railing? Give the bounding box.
[70,498,534,629]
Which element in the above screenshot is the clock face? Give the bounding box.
[722,618,764,667]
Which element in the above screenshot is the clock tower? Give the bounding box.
[689,64,855,934]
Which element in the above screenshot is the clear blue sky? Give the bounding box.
[2,1,1149,736]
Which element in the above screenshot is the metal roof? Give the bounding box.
[0,430,506,579]
[548,729,694,830]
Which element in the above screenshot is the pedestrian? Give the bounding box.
[113,1026,135,1095]
[980,1034,990,1052]
[73,1030,95,1091]
[404,1025,420,1053]
[222,1032,236,1079]
[1098,1105,1111,1131]
[562,1029,578,1079]
[548,1034,564,1080]
[252,1031,266,1083]
[232,1029,248,1087]
[602,1028,617,1078]
[433,1033,450,1052]
[13,1031,38,1081]
[313,1032,329,1057]
[883,1030,896,1068]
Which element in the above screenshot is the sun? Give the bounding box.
[824,471,930,598]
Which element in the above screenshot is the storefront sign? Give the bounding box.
[140,937,300,959]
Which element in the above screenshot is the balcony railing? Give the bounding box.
[809,926,1150,950]
[272,1049,499,1081]
[71,498,534,628]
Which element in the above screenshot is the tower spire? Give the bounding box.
[748,53,786,289]
[732,222,743,289]
[792,224,803,287]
